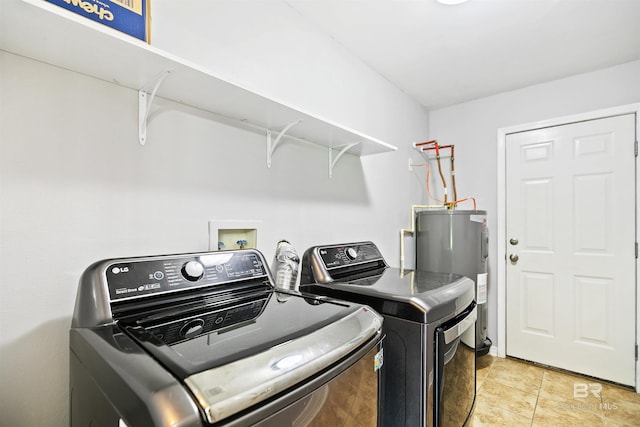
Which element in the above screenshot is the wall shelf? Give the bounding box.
[0,0,397,175]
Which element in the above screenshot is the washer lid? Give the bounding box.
[123,290,376,377]
[184,305,382,424]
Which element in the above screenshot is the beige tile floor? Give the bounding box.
[473,356,640,426]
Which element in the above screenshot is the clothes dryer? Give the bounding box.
[300,241,476,427]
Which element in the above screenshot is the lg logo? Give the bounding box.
[573,382,602,398]
[112,266,130,274]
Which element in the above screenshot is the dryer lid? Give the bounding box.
[300,241,475,323]
[304,269,474,323]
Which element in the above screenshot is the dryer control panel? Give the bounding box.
[318,242,385,269]
[301,241,388,284]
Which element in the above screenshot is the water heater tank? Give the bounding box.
[416,210,492,356]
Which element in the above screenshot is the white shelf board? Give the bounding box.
[0,0,397,157]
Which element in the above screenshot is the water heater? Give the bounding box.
[416,210,491,356]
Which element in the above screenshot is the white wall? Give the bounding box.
[428,59,640,353]
[149,0,433,261]
[0,3,428,425]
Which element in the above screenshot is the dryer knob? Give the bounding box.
[182,261,204,281]
[345,247,358,260]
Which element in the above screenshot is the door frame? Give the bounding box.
[497,103,640,392]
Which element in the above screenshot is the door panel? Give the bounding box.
[574,173,612,254]
[521,272,554,336]
[574,276,612,346]
[506,114,636,386]
[522,178,553,251]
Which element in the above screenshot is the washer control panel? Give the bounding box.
[140,296,268,345]
[106,250,268,301]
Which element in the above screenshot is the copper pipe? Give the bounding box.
[450,145,457,204]
[434,144,448,204]
[414,139,438,147]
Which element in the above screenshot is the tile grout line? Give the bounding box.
[529,368,544,427]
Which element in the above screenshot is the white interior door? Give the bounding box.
[505,113,636,386]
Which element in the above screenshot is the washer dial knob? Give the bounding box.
[180,319,205,339]
[182,261,205,281]
[345,247,358,260]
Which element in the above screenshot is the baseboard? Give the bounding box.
[489,345,498,357]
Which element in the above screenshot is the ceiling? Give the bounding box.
[286,0,640,110]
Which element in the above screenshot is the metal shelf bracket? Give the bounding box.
[266,120,303,167]
[138,70,172,145]
[329,142,361,178]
